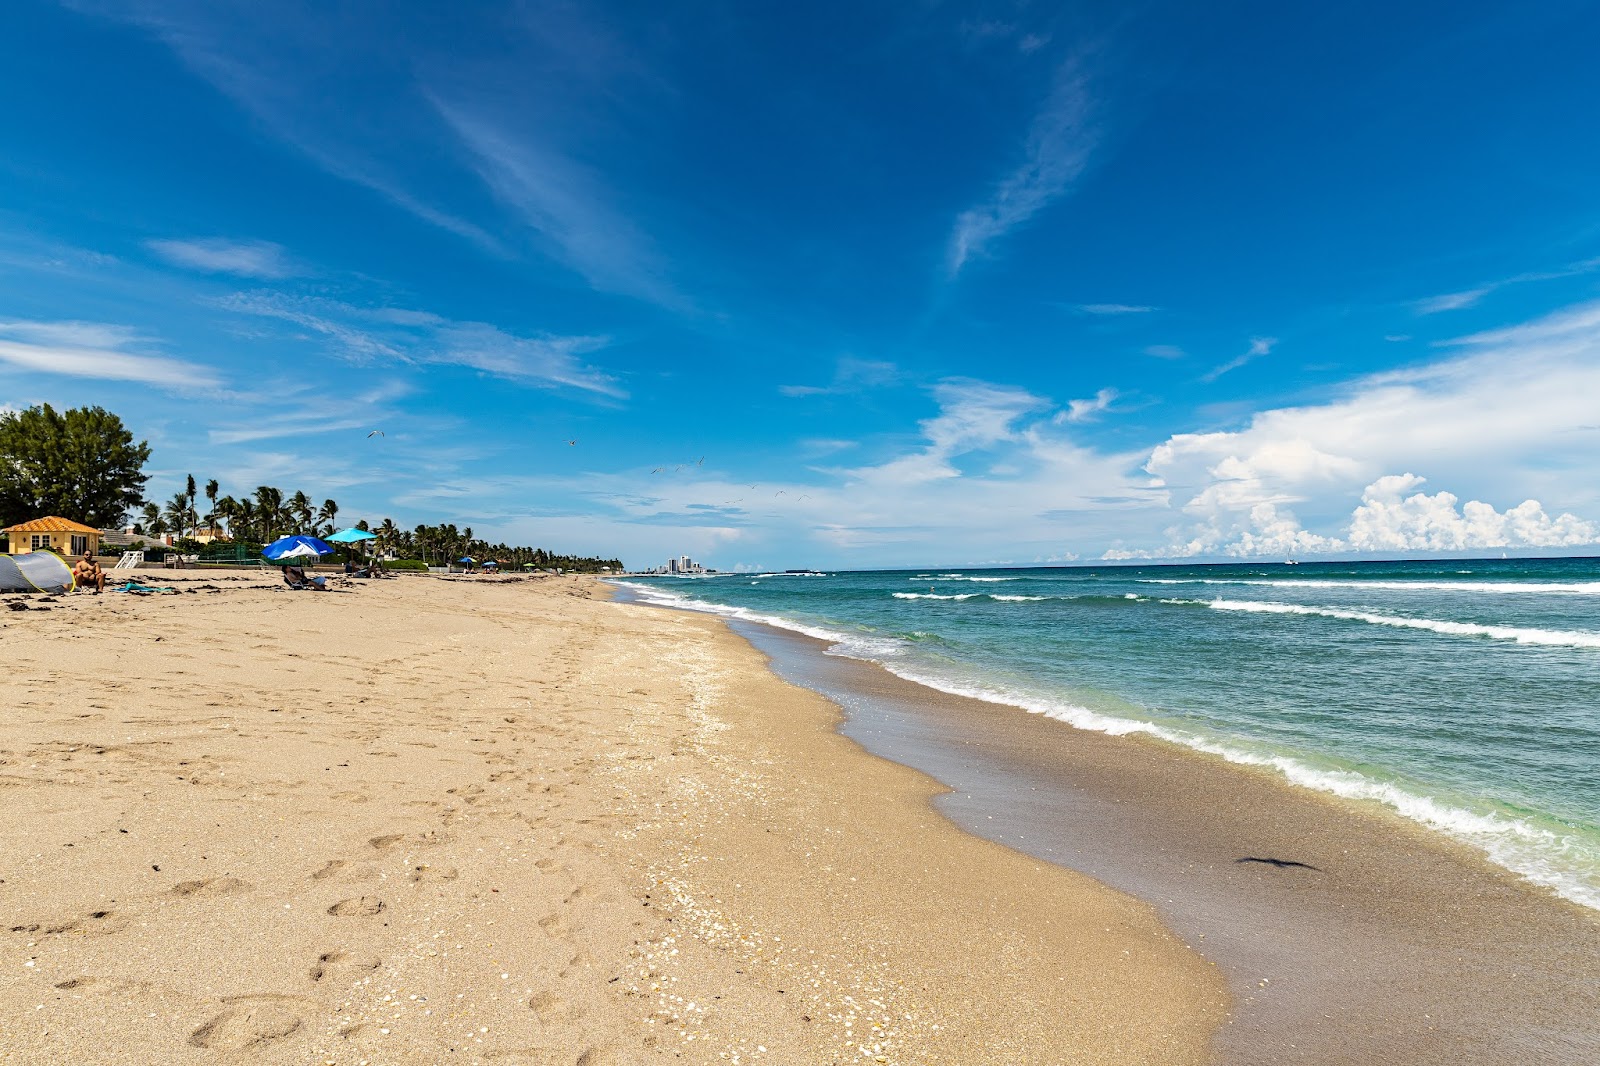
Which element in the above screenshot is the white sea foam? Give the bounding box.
[893,592,981,600]
[1138,578,1600,594]
[610,578,1600,910]
[913,575,1018,582]
[991,594,1048,601]
[1194,598,1600,649]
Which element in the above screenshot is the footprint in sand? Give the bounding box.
[408,863,460,884]
[367,834,406,851]
[537,913,571,938]
[308,950,383,983]
[168,877,250,898]
[10,909,126,938]
[188,997,304,1050]
[576,1049,619,1066]
[327,896,386,917]
[527,991,578,1024]
[310,859,350,881]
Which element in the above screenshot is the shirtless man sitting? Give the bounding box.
[73,552,106,593]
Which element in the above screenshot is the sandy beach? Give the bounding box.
[0,573,1222,1065]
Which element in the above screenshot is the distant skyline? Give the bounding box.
[4,1,1600,570]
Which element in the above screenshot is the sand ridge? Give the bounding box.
[0,573,1223,1064]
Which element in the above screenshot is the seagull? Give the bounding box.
[696,456,706,465]
[367,430,384,438]
[774,490,785,496]
[565,440,577,446]
[797,494,810,500]
[651,467,663,474]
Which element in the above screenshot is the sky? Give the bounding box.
[3,0,1600,571]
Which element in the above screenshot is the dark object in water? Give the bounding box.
[1236,856,1322,872]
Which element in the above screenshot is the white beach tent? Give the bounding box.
[0,551,74,593]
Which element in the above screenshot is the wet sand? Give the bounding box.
[0,572,1221,1064]
[720,615,1600,1065]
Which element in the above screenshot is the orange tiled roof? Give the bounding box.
[3,515,100,534]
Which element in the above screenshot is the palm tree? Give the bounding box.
[253,486,283,537]
[139,501,166,538]
[288,490,313,532]
[164,491,191,538]
[234,498,258,542]
[204,479,219,533]
[213,495,238,539]
[377,518,400,557]
[316,499,339,535]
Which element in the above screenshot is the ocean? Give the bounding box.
[613,557,1600,912]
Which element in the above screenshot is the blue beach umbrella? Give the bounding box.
[262,534,336,561]
[458,556,476,564]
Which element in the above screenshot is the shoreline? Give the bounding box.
[0,571,1223,1064]
[611,583,1600,1064]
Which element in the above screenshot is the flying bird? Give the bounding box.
[366,430,384,438]
[565,440,577,446]
[696,456,706,465]
[774,490,785,496]
[651,467,663,474]
[798,494,811,500]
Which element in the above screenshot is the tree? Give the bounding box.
[0,404,151,528]
[204,479,219,532]
[317,498,339,535]
[139,502,167,537]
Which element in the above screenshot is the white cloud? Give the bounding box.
[219,293,621,396]
[1115,299,1600,558]
[780,357,899,397]
[0,319,221,389]
[1144,344,1185,359]
[1202,336,1276,382]
[148,238,296,278]
[1414,288,1489,315]
[1412,256,1600,315]
[948,60,1097,275]
[1059,387,1118,423]
[427,96,679,307]
[1346,474,1598,551]
[1076,303,1155,315]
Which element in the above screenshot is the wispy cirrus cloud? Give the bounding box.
[148,237,297,278]
[1202,336,1277,383]
[427,96,679,307]
[0,319,221,388]
[1058,387,1119,423]
[1413,256,1600,315]
[780,357,900,397]
[219,292,623,396]
[947,58,1098,276]
[1075,303,1155,315]
[73,2,672,301]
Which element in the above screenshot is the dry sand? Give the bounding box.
[0,572,1224,1065]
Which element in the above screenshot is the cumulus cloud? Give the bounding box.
[1346,474,1598,551]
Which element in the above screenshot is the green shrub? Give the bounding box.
[380,558,428,571]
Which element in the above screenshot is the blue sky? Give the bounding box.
[4,1,1600,570]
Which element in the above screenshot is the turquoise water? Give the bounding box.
[614,558,1600,910]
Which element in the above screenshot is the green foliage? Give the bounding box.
[379,558,428,571]
[0,404,151,528]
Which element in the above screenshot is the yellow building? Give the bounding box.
[2,516,101,557]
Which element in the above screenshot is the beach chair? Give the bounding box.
[113,551,143,570]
